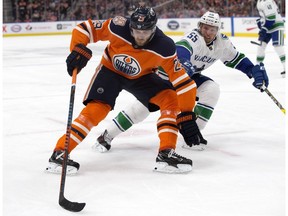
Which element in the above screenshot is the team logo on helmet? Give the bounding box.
[138,15,145,22]
[113,55,141,76]
[130,7,157,30]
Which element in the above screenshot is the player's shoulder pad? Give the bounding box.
[109,16,131,38]
[111,16,128,26]
[146,28,176,57]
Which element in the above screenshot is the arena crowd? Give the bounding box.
[10,0,285,22]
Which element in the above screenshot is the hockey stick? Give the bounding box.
[246,26,257,31]
[264,88,286,115]
[250,41,262,46]
[59,68,86,212]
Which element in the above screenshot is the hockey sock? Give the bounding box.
[194,103,214,130]
[195,80,219,130]
[55,101,111,153]
[256,42,267,63]
[150,89,179,150]
[108,100,150,138]
[274,46,286,70]
[109,111,133,138]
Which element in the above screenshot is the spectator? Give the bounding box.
[9,0,286,22]
[18,0,27,21]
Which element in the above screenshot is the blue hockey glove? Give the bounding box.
[256,18,262,29]
[258,28,267,42]
[179,58,195,77]
[251,63,269,92]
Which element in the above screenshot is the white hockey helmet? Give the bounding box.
[198,11,221,30]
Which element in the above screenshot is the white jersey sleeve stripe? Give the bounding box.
[84,21,94,43]
[75,26,89,37]
[177,83,197,95]
[171,73,189,85]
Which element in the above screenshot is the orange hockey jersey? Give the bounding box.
[70,16,197,111]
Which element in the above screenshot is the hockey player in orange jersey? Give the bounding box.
[46,7,204,174]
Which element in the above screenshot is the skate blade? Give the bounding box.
[182,144,206,151]
[91,143,109,153]
[45,162,78,175]
[154,162,192,174]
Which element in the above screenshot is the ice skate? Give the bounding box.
[154,149,192,173]
[280,71,285,78]
[92,130,112,153]
[45,150,80,175]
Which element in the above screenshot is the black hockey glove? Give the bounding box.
[177,111,207,146]
[251,62,269,92]
[66,43,92,76]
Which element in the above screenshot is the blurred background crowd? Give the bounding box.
[3,0,286,23]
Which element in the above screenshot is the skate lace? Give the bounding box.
[168,149,185,159]
[56,151,72,161]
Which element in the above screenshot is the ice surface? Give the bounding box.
[2,35,286,216]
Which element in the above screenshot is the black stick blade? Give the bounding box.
[59,197,86,212]
[250,41,261,46]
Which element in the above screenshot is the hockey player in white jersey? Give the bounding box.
[93,11,269,152]
[255,0,285,77]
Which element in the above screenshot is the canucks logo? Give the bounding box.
[113,55,141,76]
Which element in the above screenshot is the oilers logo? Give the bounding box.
[113,55,141,76]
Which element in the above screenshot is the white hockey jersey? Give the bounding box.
[176,29,246,74]
[256,0,284,33]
